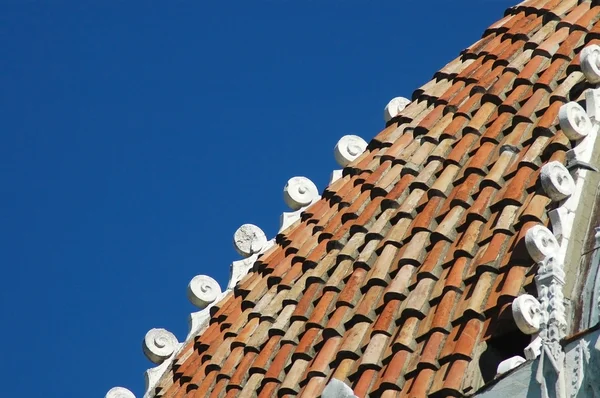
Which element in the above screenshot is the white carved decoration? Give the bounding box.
[549,207,570,242]
[586,87,600,121]
[496,356,526,376]
[383,96,411,122]
[559,102,592,141]
[525,225,560,263]
[329,169,344,185]
[143,328,179,364]
[187,275,221,309]
[233,224,268,258]
[334,135,368,167]
[581,44,600,84]
[569,339,591,398]
[283,176,319,211]
[525,335,543,360]
[512,294,543,335]
[322,378,358,398]
[106,387,136,398]
[540,161,575,201]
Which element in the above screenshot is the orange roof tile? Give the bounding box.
[145,1,600,397]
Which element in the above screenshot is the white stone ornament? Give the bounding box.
[496,356,526,376]
[233,224,267,257]
[383,96,411,122]
[512,294,543,334]
[581,44,600,84]
[142,328,179,364]
[525,225,560,262]
[540,161,575,201]
[283,176,319,211]
[334,135,368,167]
[187,275,222,309]
[106,387,136,398]
[559,102,592,141]
[322,378,358,398]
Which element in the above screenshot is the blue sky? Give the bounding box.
[1,1,514,397]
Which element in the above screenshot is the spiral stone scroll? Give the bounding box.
[512,294,543,335]
[283,176,319,211]
[142,328,179,365]
[233,224,268,258]
[187,275,222,309]
[559,102,592,141]
[383,96,410,122]
[581,44,600,84]
[334,135,368,167]
[105,387,136,398]
[540,161,575,202]
[525,225,560,263]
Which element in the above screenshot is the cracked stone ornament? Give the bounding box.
[383,97,410,122]
[559,102,592,141]
[283,176,319,211]
[540,161,575,201]
[105,387,136,398]
[581,44,600,84]
[187,275,222,309]
[233,224,267,257]
[142,328,179,364]
[334,135,368,167]
[525,225,559,262]
[512,294,543,334]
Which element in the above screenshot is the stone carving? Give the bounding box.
[334,135,368,167]
[322,378,358,398]
[570,339,591,398]
[512,294,543,334]
[283,176,319,211]
[233,224,268,257]
[383,96,411,122]
[581,44,600,84]
[496,356,526,376]
[106,387,136,398]
[525,225,560,262]
[540,161,576,201]
[559,102,592,141]
[187,275,222,309]
[586,87,600,121]
[143,328,179,364]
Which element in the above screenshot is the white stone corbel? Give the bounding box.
[496,356,526,376]
[322,378,358,398]
[142,328,182,398]
[559,102,593,141]
[525,225,560,263]
[581,44,600,84]
[541,161,576,202]
[280,177,320,232]
[383,96,411,122]
[512,294,543,335]
[329,135,368,184]
[106,387,136,398]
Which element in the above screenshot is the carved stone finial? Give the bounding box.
[496,356,526,376]
[581,44,600,84]
[525,225,560,262]
[233,224,267,257]
[559,102,592,141]
[334,135,368,167]
[383,97,410,122]
[283,176,319,211]
[540,161,575,201]
[105,387,136,398]
[142,328,179,365]
[187,275,222,309]
[322,378,358,398]
[512,294,543,334]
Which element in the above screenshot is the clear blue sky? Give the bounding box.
[1,1,514,397]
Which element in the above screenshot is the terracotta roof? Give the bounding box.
[149,1,600,397]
